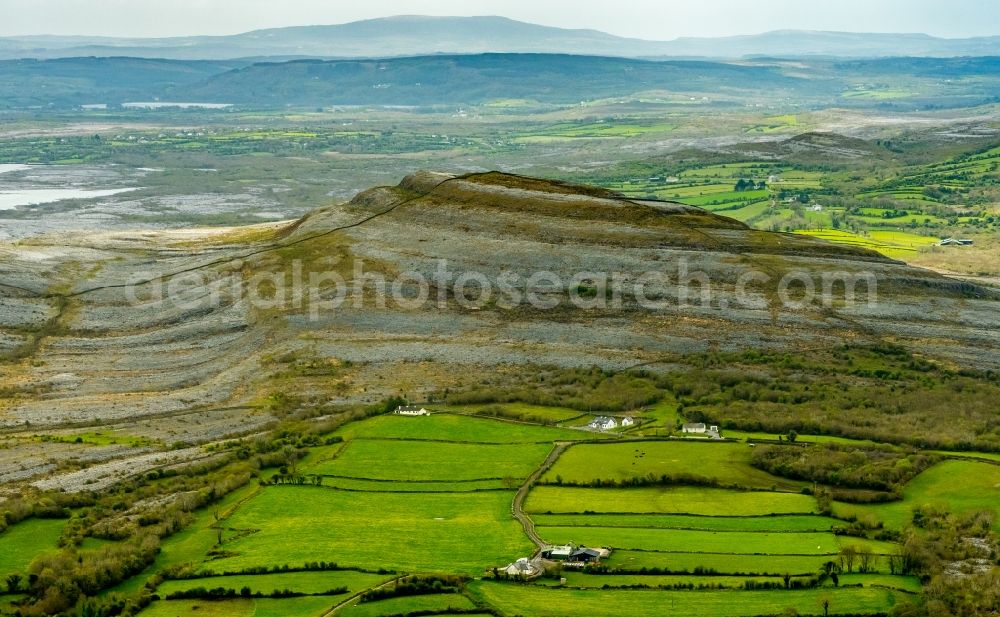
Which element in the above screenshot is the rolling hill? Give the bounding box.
[1,16,999,61]
[3,53,1000,109]
[1,171,995,435]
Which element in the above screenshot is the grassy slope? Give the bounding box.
[540,441,803,491]
[0,518,66,579]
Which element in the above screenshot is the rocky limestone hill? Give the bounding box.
[0,171,996,490]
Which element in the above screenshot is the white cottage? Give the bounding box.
[395,405,430,416]
[588,416,617,431]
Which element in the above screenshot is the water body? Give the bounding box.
[122,102,232,109]
[0,188,138,211]
[0,164,32,175]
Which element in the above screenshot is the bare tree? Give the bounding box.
[839,545,858,573]
[858,550,875,573]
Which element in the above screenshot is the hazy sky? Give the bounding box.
[1,0,997,39]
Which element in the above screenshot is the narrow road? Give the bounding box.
[512,441,571,552]
[319,574,408,617]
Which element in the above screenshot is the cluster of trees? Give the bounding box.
[17,533,161,616]
[7,456,261,615]
[889,507,999,616]
[544,471,748,491]
[164,585,347,600]
[471,405,562,426]
[359,575,467,603]
[443,366,663,412]
[1,492,84,534]
[267,473,324,486]
[167,561,381,579]
[836,545,880,574]
[749,443,936,494]
[734,178,767,191]
[668,346,1000,452]
[1,399,406,616]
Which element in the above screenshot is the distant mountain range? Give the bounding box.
[3,53,998,110]
[2,16,999,60]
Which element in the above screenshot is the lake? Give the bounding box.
[0,188,138,210]
[121,102,232,109]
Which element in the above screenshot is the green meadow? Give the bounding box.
[215,487,531,574]
[155,570,393,597]
[312,439,552,481]
[526,486,818,516]
[331,413,588,443]
[532,513,839,532]
[0,518,66,579]
[833,460,1000,530]
[335,593,478,617]
[540,441,803,490]
[469,582,904,617]
[138,596,337,617]
[535,526,895,556]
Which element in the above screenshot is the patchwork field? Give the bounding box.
[3,410,997,617]
[0,518,65,579]
[215,484,529,575]
[155,570,393,597]
[539,441,803,490]
[311,439,552,482]
[330,413,590,444]
[138,597,341,617]
[525,486,819,516]
[469,582,905,617]
[833,460,1000,531]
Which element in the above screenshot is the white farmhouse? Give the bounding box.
[503,557,537,578]
[394,405,430,416]
[588,416,617,431]
[621,417,635,427]
[682,422,706,434]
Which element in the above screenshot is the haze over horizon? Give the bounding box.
[0,0,997,40]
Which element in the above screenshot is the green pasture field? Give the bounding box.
[837,574,923,593]
[540,441,803,490]
[541,572,795,589]
[331,413,591,444]
[528,121,678,138]
[215,487,531,575]
[34,430,160,448]
[314,477,508,492]
[310,439,552,482]
[725,430,883,448]
[793,228,937,259]
[469,581,903,617]
[155,570,392,597]
[137,596,336,617]
[0,518,66,578]
[106,484,262,596]
[833,460,1000,531]
[445,402,587,423]
[525,486,818,517]
[535,526,895,556]
[532,513,839,533]
[932,450,1000,463]
[680,190,768,207]
[657,183,737,198]
[549,571,919,592]
[722,201,772,223]
[335,593,477,617]
[678,163,764,178]
[608,550,852,576]
[615,397,679,433]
